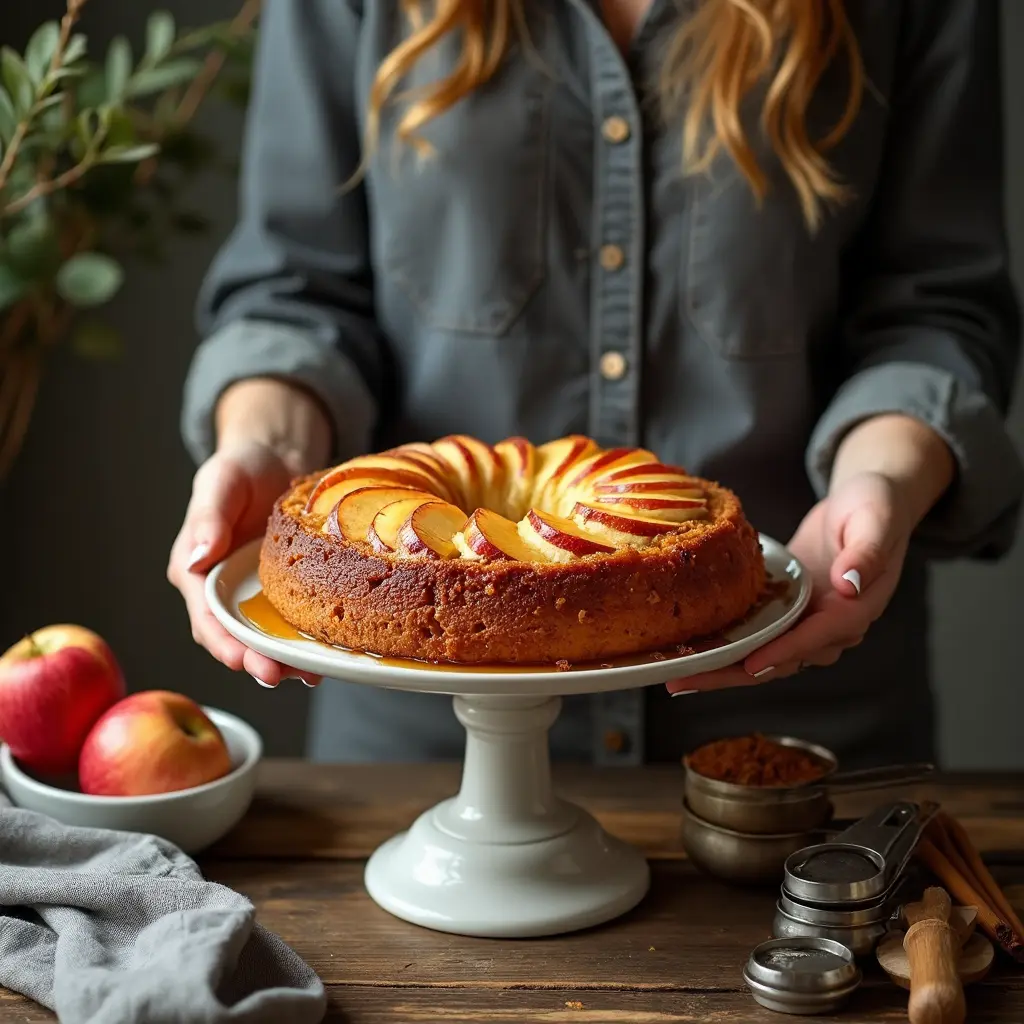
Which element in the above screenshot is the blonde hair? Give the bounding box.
[365,0,864,232]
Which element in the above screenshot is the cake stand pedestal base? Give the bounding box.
[363,694,651,938]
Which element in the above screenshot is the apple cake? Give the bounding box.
[258,435,766,664]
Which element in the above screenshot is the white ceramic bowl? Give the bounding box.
[0,706,262,854]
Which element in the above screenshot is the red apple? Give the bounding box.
[0,625,125,774]
[79,690,232,797]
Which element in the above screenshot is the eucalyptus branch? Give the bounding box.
[0,0,89,192]
[3,149,100,217]
[174,0,260,126]
[0,0,258,479]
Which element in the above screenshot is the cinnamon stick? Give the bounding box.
[935,811,1024,941]
[916,837,1024,963]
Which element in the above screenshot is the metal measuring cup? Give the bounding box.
[682,734,934,835]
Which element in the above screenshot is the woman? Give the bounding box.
[169,0,1023,768]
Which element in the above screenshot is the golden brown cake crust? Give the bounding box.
[258,473,767,665]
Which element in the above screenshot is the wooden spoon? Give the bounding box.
[899,888,970,1024]
[878,905,994,993]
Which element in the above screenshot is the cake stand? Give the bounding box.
[207,534,810,938]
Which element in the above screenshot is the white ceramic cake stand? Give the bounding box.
[207,534,810,938]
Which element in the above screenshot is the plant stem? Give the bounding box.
[3,151,98,217]
[176,0,261,124]
[0,0,89,195]
[134,0,261,186]
[0,346,41,480]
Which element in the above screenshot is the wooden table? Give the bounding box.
[3,762,1024,1022]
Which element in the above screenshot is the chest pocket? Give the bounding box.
[682,166,815,361]
[370,46,552,337]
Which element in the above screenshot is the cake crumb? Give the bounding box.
[647,591,661,604]
[565,1001,584,1011]
[555,597,566,609]
[555,659,572,672]
[649,946,656,951]
[484,583,496,596]
[650,651,666,661]
[578,609,588,623]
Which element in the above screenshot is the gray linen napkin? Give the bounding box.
[0,790,327,1024]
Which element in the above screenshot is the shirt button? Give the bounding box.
[600,244,624,271]
[601,116,631,144]
[600,351,628,381]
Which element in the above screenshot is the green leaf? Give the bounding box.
[44,64,87,87]
[71,319,123,360]
[98,143,160,164]
[1,48,35,114]
[105,36,132,102]
[145,12,176,64]
[0,87,16,143]
[4,216,59,279]
[63,34,88,66]
[25,22,60,84]
[76,70,107,110]
[55,252,124,308]
[0,264,27,312]
[125,59,202,98]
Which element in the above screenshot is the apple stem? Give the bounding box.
[24,633,43,658]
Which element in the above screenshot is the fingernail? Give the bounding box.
[251,675,276,689]
[671,689,698,697]
[752,666,776,679]
[842,569,862,595]
[282,675,318,688]
[187,543,211,570]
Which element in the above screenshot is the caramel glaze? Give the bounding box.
[238,575,795,675]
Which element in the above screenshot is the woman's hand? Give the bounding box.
[666,472,908,692]
[666,414,955,695]
[167,377,333,689]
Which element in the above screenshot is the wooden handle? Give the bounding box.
[904,919,967,1024]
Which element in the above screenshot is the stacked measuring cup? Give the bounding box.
[679,734,934,885]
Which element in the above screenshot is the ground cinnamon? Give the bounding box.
[684,733,829,787]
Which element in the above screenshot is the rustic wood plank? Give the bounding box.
[195,859,1024,991]
[318,981,1024,1023]
[5,980,1024,1024]
[0,990,51,1022]
[207,762,1024,862]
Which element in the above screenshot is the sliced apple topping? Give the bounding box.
[367,496,435,552]
[324,486,432,544]
[517,508,616,563]
[599,461,691,483]
[387,444,459,504]
[305,455,442,516]
[592,477,704,497]
[431,435,495,512]
[494,436,536,520]
[531,434,598,511]
[591,492,708,523]
[572,502,681,548]
[454,508,553,562]
[563,447,655,490]
[396,501,468,559]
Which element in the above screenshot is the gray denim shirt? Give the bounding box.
[182,0,1024,768]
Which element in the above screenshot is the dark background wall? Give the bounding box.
[2,1,1022,765]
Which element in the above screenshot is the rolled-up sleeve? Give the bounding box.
[806,0,1024,559]
[181,0,387,465]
